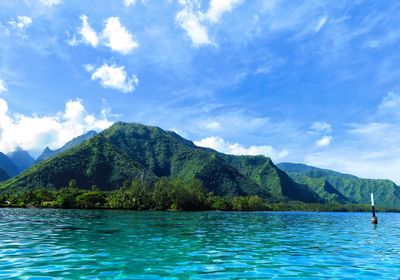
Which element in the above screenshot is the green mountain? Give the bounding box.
[7,149,35,173]
[0,152,18,178]
[36,130,97,162]
[0,122,322,203]
[277,162,400,208]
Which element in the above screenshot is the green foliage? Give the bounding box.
[76,191,106,209]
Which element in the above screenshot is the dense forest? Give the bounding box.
[1,178,389,212]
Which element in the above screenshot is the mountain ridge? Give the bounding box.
[0,122,322,204]
[277,162,400,208]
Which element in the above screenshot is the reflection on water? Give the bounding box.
[0,209,399,279]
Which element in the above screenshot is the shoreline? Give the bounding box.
[1,205,399,213]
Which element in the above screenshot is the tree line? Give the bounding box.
[0,178,390,212]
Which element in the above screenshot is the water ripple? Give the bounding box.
[0,209,399,279]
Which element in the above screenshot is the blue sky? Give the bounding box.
[1,0,400,183]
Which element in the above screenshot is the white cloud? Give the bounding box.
[310,121,332,133]
[314,16,327,32]
[305,152,400,184]
[78,15,99,47]
[176,1,211,46]
[202,120,220,130]
[0,79,7,93]
[70,15,137,54]
[123,0,146,7]
[101,17,138,54]
[194,136,289,160]
[9,16,32,30]
[87,63,138,93]
[123,0,137,6]
[41,0,62,6]
[0,98,112,154]
[206,0,242,23]
[175,0,241,46]
[379,91,400,112]
[315,135,332,147]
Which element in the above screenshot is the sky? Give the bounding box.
[0,0,400,183]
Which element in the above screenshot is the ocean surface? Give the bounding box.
[0,209,399,279]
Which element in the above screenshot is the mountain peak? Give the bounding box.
[36,130,98,162]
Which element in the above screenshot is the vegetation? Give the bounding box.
[1,178,397,212]
[0,178,272,211]
[278,162,400,208]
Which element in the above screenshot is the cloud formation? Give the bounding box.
[206,0,242,23]
[310,121,332,133]
[175,0,242,46]
[102,17,138,54]
[194,136,289,160]
[123,0,136,7]
[175,1,211,46]
[40,0,62,6]
[78,15,99,47]
[70,15,138,54]
[9,16,32,30]
[0,98,112,154]
[315,135,332,147]
[86,63,139,93]
[379,91,400,113]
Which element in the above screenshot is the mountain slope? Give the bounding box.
[278,162,400,207]
[0,122,320,203]
[36,130,97,162]
[0,168,9,182]
[223,155,321,202]
[7,149,35,173]
[0,152,19,178]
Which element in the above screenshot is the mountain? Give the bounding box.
[0,168,9,182]
[277,162,400,208]
[36,130,97,162]
[0,122,322,203]
[0,152,18,178]
[7,149,35,173]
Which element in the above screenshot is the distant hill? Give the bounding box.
[36,130,97,162]
[0,122,322,203]
[0,168,9,182]
[277,162,400,208]
[7,149,35,173]
[0,152,18,178]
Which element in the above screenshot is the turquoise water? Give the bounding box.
[0,209,399,279]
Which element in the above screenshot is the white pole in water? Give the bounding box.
[371,193,378,224]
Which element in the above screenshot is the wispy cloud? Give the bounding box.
[175,0,242,46]
[40,0,62,6]
[175,0,211,46]
[194,136,289,160]
[9,16,32,30]
[310,121,332,134]
[0,79,7,93]
[378,91,400,113]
